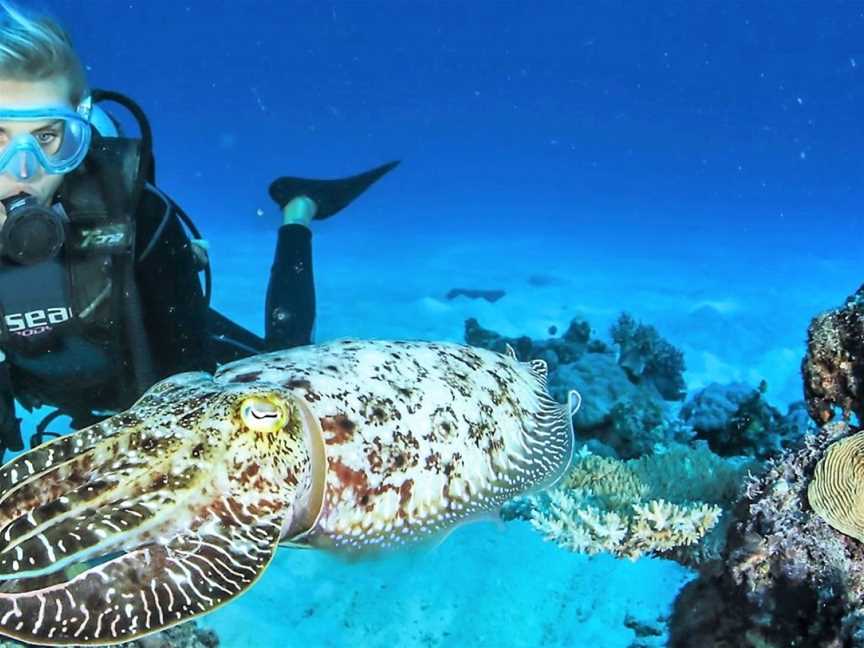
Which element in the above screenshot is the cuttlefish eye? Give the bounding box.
[239,396,288,433]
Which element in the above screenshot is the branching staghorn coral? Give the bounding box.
[525,445,749,560]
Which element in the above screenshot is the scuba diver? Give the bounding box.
[0,3,398,459]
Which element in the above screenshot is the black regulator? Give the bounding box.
[0,193,66,265]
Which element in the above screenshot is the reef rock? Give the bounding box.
[445,288,506,302]
[465,316,691,458]
[610,312,687,401]
[681,382,811,459]
[669,422,864,647]
[464,316,597,370]
[803,284,864,425]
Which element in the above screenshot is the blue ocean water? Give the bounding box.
[22,1,864,646]
[49,1,864,247]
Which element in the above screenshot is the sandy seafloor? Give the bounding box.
[194,210,857,648]
[202,228,695,648]
[18,206,859,647]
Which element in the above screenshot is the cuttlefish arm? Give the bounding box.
[0,371,324,645]
[0,499,282,645]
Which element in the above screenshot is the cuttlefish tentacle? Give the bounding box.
[0,339,575,645]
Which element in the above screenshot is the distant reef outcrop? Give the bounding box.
[466,313,806,566]
[667,283,864,646]
[467,307,858,644]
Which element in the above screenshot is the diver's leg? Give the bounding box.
[265,198,317,350]
[263,161,400,350]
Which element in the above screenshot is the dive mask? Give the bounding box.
[0,193,66,265]
[0,98,92,180]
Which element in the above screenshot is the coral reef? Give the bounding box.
[464,316,598,373]
[667,287,864,646]
[802,284,864,424]
[465,316,690,458]
[563,354,695,458]
[610,313,687,401]
[508,444,751,562]
[0,621,218,648]
[681,381,812,459]
[668,422,864,646]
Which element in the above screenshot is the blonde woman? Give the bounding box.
[0,2,396,457]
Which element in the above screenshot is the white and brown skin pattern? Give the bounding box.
[0,339,577,645]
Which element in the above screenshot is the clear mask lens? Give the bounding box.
[0,104,93,181]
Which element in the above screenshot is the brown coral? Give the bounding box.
[808,429,864,542]
[802,285,864,424]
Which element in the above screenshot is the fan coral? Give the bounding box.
[808,429,864,542]
[521,445,748,561]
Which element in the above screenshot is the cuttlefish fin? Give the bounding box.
[0,498,284,646]
[504,344,518,361]
[528,358,549,388]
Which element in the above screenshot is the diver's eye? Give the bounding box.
[36,131,63,155]
[239,397,288,433]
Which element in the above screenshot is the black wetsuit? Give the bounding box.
[0,181,315,457]
[136,183,316,373]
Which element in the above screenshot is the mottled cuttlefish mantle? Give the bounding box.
[0,339,577,645]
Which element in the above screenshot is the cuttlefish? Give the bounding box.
[0,339,578,645]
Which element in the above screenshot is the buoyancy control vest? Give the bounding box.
[0,136,152,415]
[0,99,158,420]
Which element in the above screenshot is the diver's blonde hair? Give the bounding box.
[0,1,87,103]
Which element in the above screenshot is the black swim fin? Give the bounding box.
[268,160,400,220]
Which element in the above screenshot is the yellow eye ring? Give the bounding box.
[239,397,288,433]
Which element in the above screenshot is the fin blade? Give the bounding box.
[268,160,400,219]
[527,398,576,491]
[528,358,549,387]
[568,390,582,417]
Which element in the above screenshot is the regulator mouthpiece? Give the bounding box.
[0,193,66,265]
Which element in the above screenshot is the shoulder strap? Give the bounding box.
[59,134,157,405]
[60,135,143,256]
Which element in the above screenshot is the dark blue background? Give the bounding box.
[33,1,864,253]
